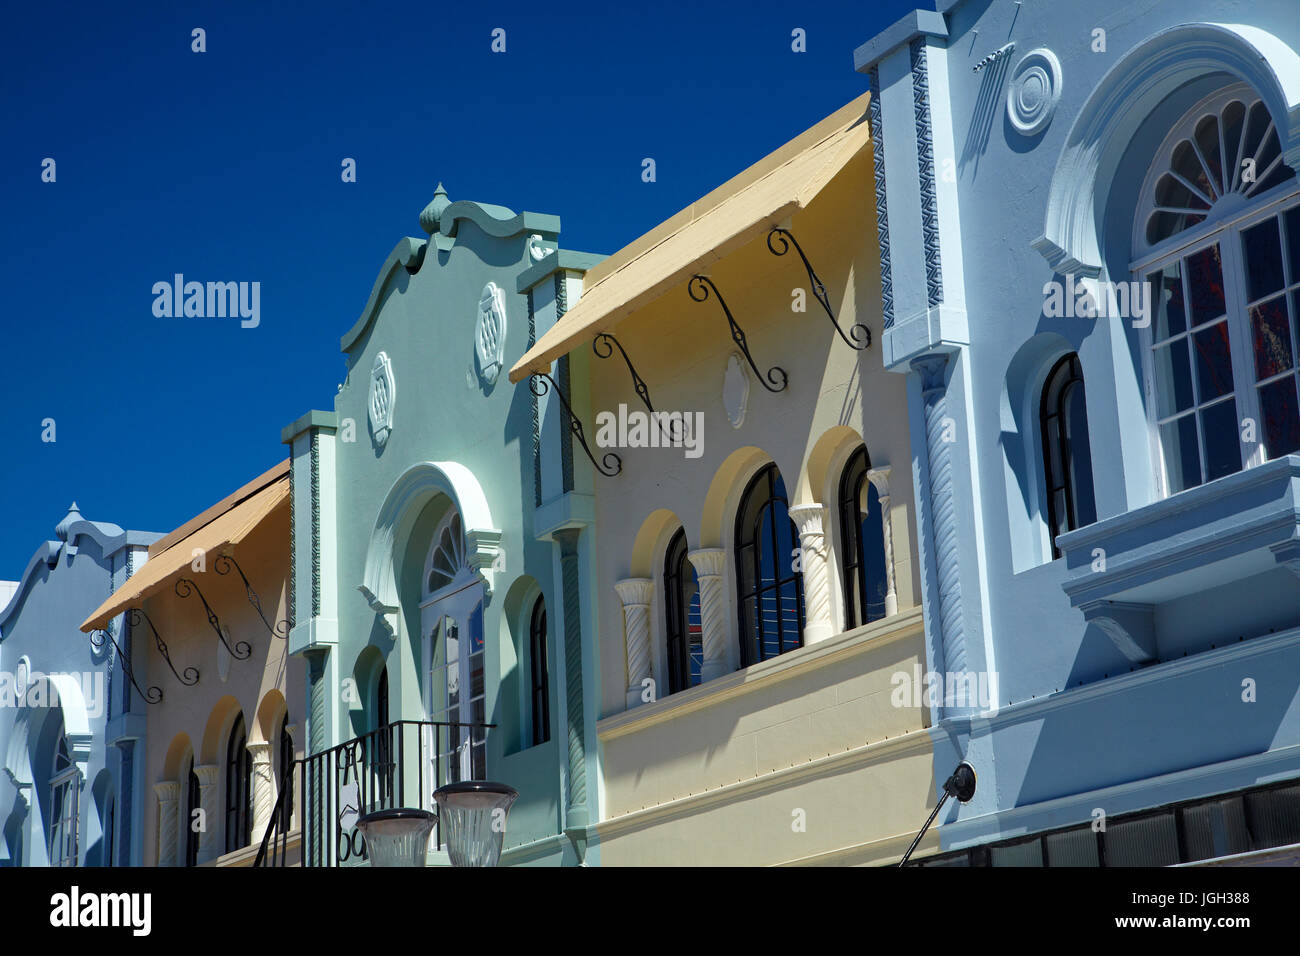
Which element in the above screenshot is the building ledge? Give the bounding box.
[1059,456,1300,662]
[597,606,924,739]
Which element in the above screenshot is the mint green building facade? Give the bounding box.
[281,185,603,865]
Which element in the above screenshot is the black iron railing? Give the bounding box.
[254,720,492,867]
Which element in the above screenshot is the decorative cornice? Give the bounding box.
[867,71,895,330]
[910,38,944,309]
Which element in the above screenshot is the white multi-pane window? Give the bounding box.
[48,735,79,867]
[1135,84,1300,496]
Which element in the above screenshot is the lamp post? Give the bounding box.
[433,781,519,867]
[355,808,437,867]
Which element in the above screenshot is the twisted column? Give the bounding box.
[789,505,833,644]
[912,354,967,685]
[686,549,730,681]
[614,578,655,708]
[194,764,220,864]
[866,466,899,617]
[154,781,179,867]
[249,741,274,841]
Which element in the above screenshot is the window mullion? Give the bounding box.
[1221,228,1265,467]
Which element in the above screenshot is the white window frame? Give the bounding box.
[1133,84,1300,499]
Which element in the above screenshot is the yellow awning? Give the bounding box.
[80,462,290,632]
[508,92,873,383]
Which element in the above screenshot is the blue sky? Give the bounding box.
[0,0,918,575]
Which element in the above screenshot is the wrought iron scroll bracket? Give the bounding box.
[687,275,788,392]
[529,373,622,477]
[175,577,253,660]
[90,626,163,704]
[214,553,291,639]
[128,607,200,686]
[766,228,871,350]
[592,333,675,442]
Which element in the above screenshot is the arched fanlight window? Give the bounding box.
[277,716,294,830]
[838,446,888,629]
[184,758,200,867]
[663,528,702,693]
[1041,354,1098,555]
[425,512,466,596]
[529,597,551,746]
[1137,85,1300,495]
[48,735,79,867]
[224,713,252,853]
[735,464,804,666]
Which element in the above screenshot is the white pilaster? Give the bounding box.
[614,578,655,708]
[789,505,834,644]
[686,549,730,681]
[867,466,899,616]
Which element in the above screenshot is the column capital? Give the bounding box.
[686,548,726,578]
[866,465,892,497]
[248,740,272,761]
[154,781,180,802]
[194,764,220,788]
[614,578,655,608]
[787,503,828,537]
[911,352,949,391]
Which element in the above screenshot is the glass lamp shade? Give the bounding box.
[432,782,519,867]
[356,808,437,867]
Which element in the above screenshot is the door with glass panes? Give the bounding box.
[419,509,486,790]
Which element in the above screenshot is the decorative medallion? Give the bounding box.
[475,282,508,386]
[368,351,395,446]
[1007,48,1062,136]
[723,353,750,429]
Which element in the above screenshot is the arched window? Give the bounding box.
[377,667,389,729]
[184,758,200,867]
[735,464,804,666]
[1138,85,1300,495]
[277,716,294,830]
[529,597,551,746]
[663,528,702,693]
[1041,354,1098,556]
[374,665,395,807]
[838,446,889,628]
[48,735,79,867]
[224,714,251,853]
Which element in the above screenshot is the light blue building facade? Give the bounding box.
[0,506,160,867]
[279,185,606,866]
[858,2,1300,863]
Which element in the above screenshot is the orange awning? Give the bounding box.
[508,92,872,383]
[80,462,289,632]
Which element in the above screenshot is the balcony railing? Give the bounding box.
[254,719,493,867]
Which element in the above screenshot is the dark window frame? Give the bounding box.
[838,445,889,629]
[529,597,551,746]
[735,464,805,667]
[224,713,252,854]
[1040,353,1097,558]
[663,528,691,694]
[184,760,200,867]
